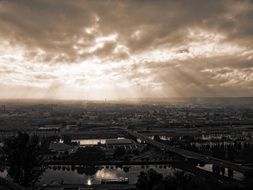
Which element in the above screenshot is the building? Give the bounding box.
[49,142,77,154]
[105,139,138,150]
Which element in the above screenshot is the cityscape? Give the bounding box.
[1,98,253,189]
[1,0,253,190]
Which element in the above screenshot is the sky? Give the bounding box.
[0,0,253,100]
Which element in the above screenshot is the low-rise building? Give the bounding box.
[105,139,138,150]
[49,142,77,154]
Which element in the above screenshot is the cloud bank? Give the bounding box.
[0,0,253,100]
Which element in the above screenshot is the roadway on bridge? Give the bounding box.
[125,129,251,173]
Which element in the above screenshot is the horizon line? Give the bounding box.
[0,96,253,103]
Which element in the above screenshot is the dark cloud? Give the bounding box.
[0,0,253,99]
[1,0,252,60]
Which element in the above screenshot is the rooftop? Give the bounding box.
[105,139,133,145]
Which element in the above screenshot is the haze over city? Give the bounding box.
[0,0,253,100]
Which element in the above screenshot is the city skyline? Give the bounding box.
[0,0,253,100]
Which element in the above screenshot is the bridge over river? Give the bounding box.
[124,129,251,174]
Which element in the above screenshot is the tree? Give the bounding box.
[3,132,47,187]
[0,147,5,172]
[136,169,163,190]
[136,170,222,190]
[243,169,253,189]
[163,172,213,190]
[71,147,105,163]
[63,135,72,145]
[113,147,126,159]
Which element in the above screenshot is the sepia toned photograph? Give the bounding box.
[0,0,253,189]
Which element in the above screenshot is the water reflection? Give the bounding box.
[0,169,7,178]
[87,178,91,186]
[96,169,118,179]
[197,164,243,180]
[76,166,98,176]
[1,164,243,185]
[39,165,176,185]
